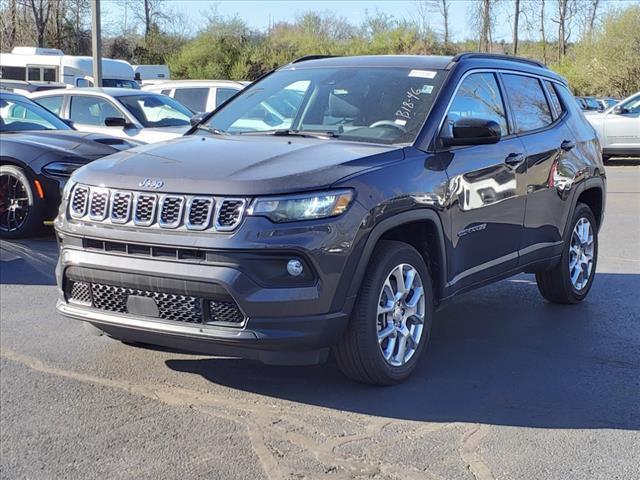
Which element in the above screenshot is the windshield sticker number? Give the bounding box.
[395,87,423,121]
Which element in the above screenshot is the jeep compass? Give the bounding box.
[55,54,606,385]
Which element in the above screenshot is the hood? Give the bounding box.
[72,134,404,195]
[1,130,135,160]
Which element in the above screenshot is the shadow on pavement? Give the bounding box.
[166,273,640,430]
[0,235,58,286]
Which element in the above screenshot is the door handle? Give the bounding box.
[504,152,525,167]
[561,140,576,151]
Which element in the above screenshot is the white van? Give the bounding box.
[0,47,138,89]
[133,64,170,86]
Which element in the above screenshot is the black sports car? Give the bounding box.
[1,91,139,238]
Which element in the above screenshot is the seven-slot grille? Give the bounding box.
[159,195,184,228]
[216,199,246,230]
[70,185,89,217]
[89,189,109,220]
[69,185,244,232]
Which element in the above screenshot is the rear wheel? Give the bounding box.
[334,240,434,385]
[536,203,598,304]
[0,165,43,239]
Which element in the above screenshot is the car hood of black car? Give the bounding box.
[71,134,405,195]
[1,130,135,161]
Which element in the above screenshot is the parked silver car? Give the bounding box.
[587,91,640,160]
[29,88,195,144]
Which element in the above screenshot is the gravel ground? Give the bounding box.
[1,165,639,480]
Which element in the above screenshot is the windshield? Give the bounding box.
[0,96,70,132]
[116,94,193,128]
[102,78,140,89]
[204,66,445,145]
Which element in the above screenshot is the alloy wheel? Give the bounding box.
[376,263,426,367]
[0,173,30,233]
[569,217,595,291]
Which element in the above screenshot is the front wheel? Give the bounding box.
[0,165,43,239]
[536,202,598,304]
[334,240,434,385]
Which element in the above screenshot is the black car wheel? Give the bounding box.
[334,240,434,385]
[0,165,42,239]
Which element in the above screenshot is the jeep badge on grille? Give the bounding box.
[139,178,164,189]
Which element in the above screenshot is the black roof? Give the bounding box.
[284,53,567,84]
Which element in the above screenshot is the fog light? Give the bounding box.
[287,259,304,276]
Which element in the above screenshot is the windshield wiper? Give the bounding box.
[236,129,341,138]
[196,125,227,136]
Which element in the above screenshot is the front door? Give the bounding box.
[441,72,527,290]
[68,95,132,139]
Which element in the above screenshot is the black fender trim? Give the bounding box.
[339,208,448,315]
[562,175,606,241]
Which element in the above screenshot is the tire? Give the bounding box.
[0,165,43,239]
[535,202,598,304]
[334,240,434,385]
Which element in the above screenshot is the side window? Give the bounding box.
[70,96,124,126]
[544,81,564,120]
[215,88,240,108]
[502,74,553,133]
[42,67,57,82]
[76,78,92,87]
[28,67,40,81]
[160,89,171,96]
[620,95,640,114]
[173,88,208,112]
[446,72,508,136]
[37,95,64,116]
[0,66,26,80]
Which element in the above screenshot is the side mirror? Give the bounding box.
[613,105,627,115]
[104,117,127,127]
[190,112,208,127]
[441,118,502,147]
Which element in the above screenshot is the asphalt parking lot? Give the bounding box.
[1,165,639,480]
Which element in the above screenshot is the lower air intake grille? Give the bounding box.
[207,300,245,324]
[66,280,246,327]
[69,281,92,305]
[91,283,203,323]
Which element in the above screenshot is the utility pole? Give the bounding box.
[91,0,103,87]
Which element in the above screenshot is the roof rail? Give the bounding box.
[452,53,546,69]
[290,55,339,64]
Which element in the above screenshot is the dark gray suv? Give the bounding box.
[55,54,606,385]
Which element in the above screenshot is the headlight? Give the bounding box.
[42,161,84,177]
[247,190,354,223]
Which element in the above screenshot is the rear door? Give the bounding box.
[500,74,577,264]
[173,87,209,113]
[442,72,527,289]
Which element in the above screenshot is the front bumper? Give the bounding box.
[54,204,369,364]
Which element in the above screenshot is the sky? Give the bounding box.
[101,0,638,43]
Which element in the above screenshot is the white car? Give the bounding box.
[142,80,245,113]
[587,92,640,160]
[29,88,194,144]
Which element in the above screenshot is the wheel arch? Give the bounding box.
[344,209,448,311]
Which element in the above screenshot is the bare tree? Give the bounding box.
[553,0,577,62]
[18,0,52,46]
[512,0,521,55]
[472,0,497,53]
[416,0,451,49]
